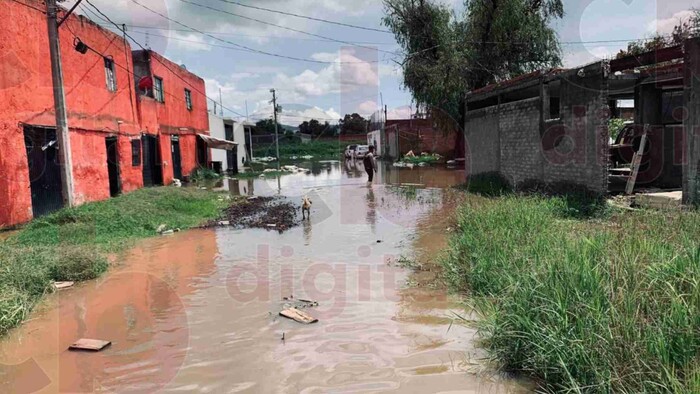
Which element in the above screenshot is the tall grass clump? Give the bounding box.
[443,195,700,393]
[254,140,355,159]
[0,187,228,336]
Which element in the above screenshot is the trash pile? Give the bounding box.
[288,155,314,160]
[204,196,299,232]
[395,151,443,166]
[252,156,277,163]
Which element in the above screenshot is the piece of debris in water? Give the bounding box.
[279,308,318,324]
[54,281,74,290]
[161,230,174,235]
[376,240,382,243]
[69,338,111,351]
[218,220,230,226]
[266,223,277,228]
[281,332,285,341]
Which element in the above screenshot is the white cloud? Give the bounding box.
[357,100,378,115]
[649,9,697,35]
[168,32,211,52]
[386,105,412,120]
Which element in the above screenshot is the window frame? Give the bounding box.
[131,139,141,166]
[185,88,192,111]
[153,76,164,103]
[104,57,117,92]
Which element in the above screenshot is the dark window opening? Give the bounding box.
[661,91,684,125]
[104,58,117,92]
[154,76,164,103]
[185,89,192,110]
[131,139,141,166]
[549,97,561,119]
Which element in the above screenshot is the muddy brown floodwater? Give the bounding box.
[0,161,531,393]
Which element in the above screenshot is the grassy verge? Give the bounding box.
[253,139,363,160]
[443,194,700,393]
[0,187,228,335]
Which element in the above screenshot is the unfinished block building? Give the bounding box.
[464,37,700,205]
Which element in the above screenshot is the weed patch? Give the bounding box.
[443,195,700,392]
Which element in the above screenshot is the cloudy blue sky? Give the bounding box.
[70,0,699,124]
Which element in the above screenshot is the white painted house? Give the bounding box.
[208,113,252,173]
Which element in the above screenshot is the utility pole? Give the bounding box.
[246,100,253,162]
[270,89,280,171]
[47,0,75,207]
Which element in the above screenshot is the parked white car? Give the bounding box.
[354,145,369,158]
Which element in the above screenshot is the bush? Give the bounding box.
[191,167,222,182]
[443,196,700,392]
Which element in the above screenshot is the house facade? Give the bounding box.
[0,0,213,227]
[464,38,700,204]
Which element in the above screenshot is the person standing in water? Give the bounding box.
[363,145,377,185]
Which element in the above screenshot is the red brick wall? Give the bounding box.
[385,119,457,157]
[0,0,140,226]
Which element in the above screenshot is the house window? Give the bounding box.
[104,58,117,92]
[154,76,164,103]
[549,97,561,119]
[185,89,192,110]
[131,139,141,166]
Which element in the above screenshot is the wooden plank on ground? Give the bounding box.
[68,339,111,351]
[53,281,74,290]
[279,308,318,324]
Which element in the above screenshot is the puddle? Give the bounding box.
[0,161,530,393]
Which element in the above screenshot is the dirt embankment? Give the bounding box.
[204,196,300,232]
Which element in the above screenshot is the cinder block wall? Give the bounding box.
[498,98,543,185]
[542,73,609,194]
[464,66,609,195]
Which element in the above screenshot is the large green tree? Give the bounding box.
[339,113,369,134]
[383,0,564,133]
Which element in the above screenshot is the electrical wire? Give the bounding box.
[9,0,45,13]
[98,24,398,45]
[177,0,397,55]
[84,0,248,118]
[213,0,392,34]
[128,0,378,64]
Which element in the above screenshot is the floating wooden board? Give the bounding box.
[68,339,111,351]
[54,281,74,290]
[279,308,318,324]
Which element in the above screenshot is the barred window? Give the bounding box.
[185,89,192,110]
[131,139,141,166]
[104,58,117,92]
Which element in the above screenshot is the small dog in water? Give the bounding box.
[301,196,312,220]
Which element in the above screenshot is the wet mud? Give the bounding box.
[204,196,300,232]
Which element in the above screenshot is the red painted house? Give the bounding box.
[0,0,212,227]
[132,50,211,186]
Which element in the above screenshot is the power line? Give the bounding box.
[128,0,377,64]
[84,0,247,118]
[99,24,398,45]
[213,0,392,34]
[9,0,45,13]
[176,0,397,55]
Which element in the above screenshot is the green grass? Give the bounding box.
[253,139,363,160]
[0,187,228,336]
[443,195,700,393]
[232,170,291,179]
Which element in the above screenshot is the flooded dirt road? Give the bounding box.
[0,161,530,393]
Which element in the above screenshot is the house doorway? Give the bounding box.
[105,137,121,197]
[23,125,64,217]
[171,135,183,180]
[196,137,209,168]
[141,134,163,186]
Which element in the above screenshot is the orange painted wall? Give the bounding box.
[0,0,141,226]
